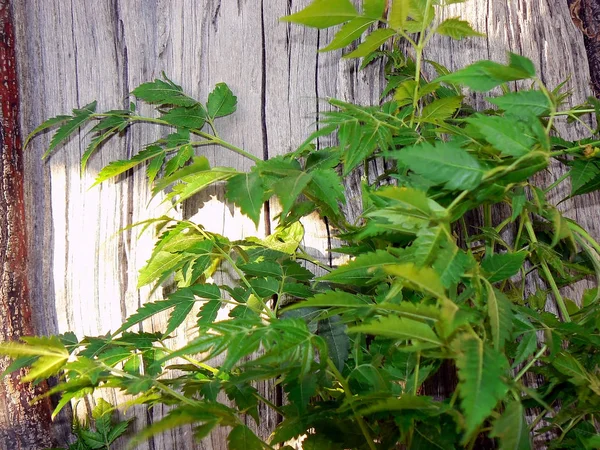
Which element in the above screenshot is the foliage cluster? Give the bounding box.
[4,0,600,448]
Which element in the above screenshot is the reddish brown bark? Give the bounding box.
[568,0,600,97]
[0,1,56,448]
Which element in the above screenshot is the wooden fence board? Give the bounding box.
[10,1,596,448]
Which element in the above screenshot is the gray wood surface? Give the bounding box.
[11,0,595,448]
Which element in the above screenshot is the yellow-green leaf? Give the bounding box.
[280,0,358,29]
[349,315,442,345]
[383,263,446,299]
[344,28,396,59]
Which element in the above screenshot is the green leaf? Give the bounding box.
[81,126,123,171]
[389,0,409,30]
[132,78,197,106]
[433,242,471,287]
[490,401,531,450]
[511,331,537,369]
[197,299,221,326]
[272,171,313,217]
[488,90,550,117]
[569,159,600,195]
[44,102,97,158]
[207,83,237,119]
[383,263,447,299]
[0,336,69,359]
[359,394,440,415]
[319,250,400,285]
[436,58,533,92]
[22,354,69,382]
[226,172,265,226]
[162,105,206,129]
[167,167,238,203]
[363,0,386,18]
[107,420,131,444]
[280,0,358,29]
[320,18,375,52]
[552,352,590,385]
[455,336,508,441]
[164,144,194,176]
[227,423,264,447]
[285,375,318,410]
[116,286,218,334]
[93,145,165,186]
[80,430,106,449]
[344,28,396,59]
[509,52,536,77]
[283,291,370,310]
[390,141,483,190]
[305,168,345,216]
[481,251,527,283]
[318,316,349,370]
[466,114,535,157]
[436,17,484,40]
[419,96,462,123]
[413,226,447,267]
[486,286,513,351]
[0,355,38,377]
[24,114,71,149]
[349,315,442,345]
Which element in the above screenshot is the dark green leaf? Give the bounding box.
[318,316,349,370]
[207,83,237,119]
[436,58,533,92]
[132,78,197,106]
[490,401,532,450]
[488,90,550,117]
[45,102,97,158]
[162,105,206,129]
[467,114,535,157]
[481,251,527,283]
[455,336,508,441]
[486,286,513,351]
[225,172,266,226]
[228,425,264,450]
[391,141,483,190]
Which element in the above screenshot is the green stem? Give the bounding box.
[326,359,377,450]
[515,344,548,382]
[99,114,261,163]
[525,220,571,322]
[159,344,219,375]
[413,352,421,396]
[408,0,432,128]
[192,129,261,163]
[549,140,600,157]
[544,171,570,193]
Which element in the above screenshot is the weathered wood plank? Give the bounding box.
[11,0,598,449]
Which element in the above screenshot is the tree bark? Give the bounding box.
[568,0,600,97]
[0,1,56,448]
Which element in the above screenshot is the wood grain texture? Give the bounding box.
[9,0,596,448]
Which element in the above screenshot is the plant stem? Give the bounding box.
[408,0,432,128]
[100,114,262,163]
[549,140,600,157]
[544,171,570,193]
[326,359,377,450]
[515,344,547,382]
[524,220,571,322]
